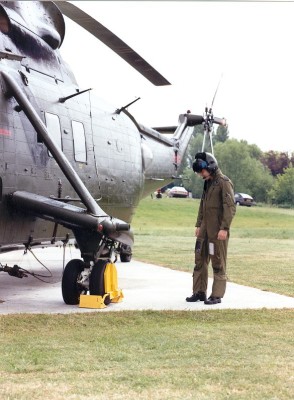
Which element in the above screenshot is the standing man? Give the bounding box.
[186,152,236,305]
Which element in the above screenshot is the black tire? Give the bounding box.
[120,253,132,262]
[89,259,111,305]
[120,245,132,263]
[62,259,86,305]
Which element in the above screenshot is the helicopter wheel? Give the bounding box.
[62,259,86,305]
[120,245,132,263]
[120,253,132,263]
[89,259,111,305]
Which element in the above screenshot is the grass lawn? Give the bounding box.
[1,310,293,400]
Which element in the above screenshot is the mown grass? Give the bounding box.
[0,197,293,399]
[1,310,294,400]
[131,197,294,296]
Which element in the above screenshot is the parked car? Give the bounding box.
[168,186,189,198]
[234,192,255,207]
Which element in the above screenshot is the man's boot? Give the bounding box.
[186,292,207,302]
[204,296,221,305]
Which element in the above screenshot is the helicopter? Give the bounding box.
[0,1,225,306]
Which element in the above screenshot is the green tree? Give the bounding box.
[246,142,263,159]
[214,139,274,202]
[269,167,294,207]
[213,124,229,144]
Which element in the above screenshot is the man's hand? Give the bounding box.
[217,229,228,240]
[195,227,200,237]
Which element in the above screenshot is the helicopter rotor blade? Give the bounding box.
[210,73,223,109]
[56,1,171,86]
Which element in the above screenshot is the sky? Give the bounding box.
[60,1,294,153]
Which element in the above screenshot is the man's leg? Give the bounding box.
[189,237,209,300]
[194,237,209,293]
[208,237,229,300]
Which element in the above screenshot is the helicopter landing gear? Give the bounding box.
[62,257,123,308]
[61,259,87,305]
[79,259,123,309]
[62,233,126,307]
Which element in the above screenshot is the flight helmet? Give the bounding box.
[192,152,218,174]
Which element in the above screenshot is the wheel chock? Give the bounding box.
[79,262,123,309]
[79,294,107,309]
[104,262,124,303]
[110,289,124,303]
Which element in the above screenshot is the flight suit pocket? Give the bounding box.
[195,238,204,265]
[209,240,221,264]
[195,239,202,254]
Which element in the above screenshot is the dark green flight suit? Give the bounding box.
[193,169,236,298]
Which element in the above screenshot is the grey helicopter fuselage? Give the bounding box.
[0,1,225,305]
[0,1,189,252]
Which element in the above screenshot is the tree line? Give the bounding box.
[179,125,294,207]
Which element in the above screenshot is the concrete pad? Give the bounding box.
[0,247,293,314]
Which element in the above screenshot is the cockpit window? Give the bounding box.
[0,6,11,34]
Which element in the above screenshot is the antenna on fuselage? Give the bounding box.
[115,97,141,114]
[59,88,92,103]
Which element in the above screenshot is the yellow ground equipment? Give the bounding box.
[79,262,123,309]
